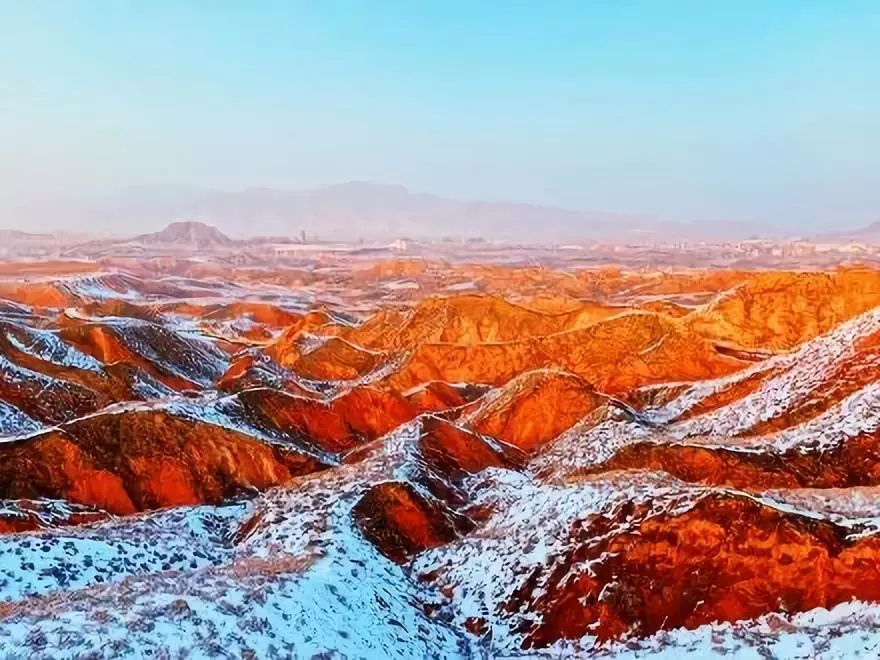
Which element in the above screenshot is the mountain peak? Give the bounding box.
[136,221,236,247]
[822,217,880,243]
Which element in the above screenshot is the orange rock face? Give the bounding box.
[418,415,522,475]
[403,381,475,415]
[280,336,387,380]
[467,371,606,453]
[343,294,625,348]
[0,411,328,513]
[235,386,415,454]
[687,269,880,350]
[386,312,745,394]
[585,431,880,490]
[352,481,473,563]
[503,494,880,647]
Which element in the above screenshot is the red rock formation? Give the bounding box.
[688,269,880,350]
[59,320,226,390]
[343,294,623,349]
[278,337,388,381]
[404,381,488,417]
[418,416,522,475]
[389,312,745,394]
[466,371,607,453]
[478,494,880,647]
[583,430,880,490]
[352,481,473,563]
[216,351,316,395]
[0,410,328,514]
[236,386,416,454]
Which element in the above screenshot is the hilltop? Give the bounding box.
[132,221,236,248]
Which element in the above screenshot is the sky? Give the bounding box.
[1,0,879,232]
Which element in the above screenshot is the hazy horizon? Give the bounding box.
[2,1,879,236]
[0,180,784,242]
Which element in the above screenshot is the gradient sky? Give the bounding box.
[1,1,879,231]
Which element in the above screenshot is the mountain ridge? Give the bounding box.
[4,181,764,242]
[821,218,880,243]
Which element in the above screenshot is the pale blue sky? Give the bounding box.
[1,1,878,230]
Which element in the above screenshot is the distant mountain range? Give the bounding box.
[820,219,880,243]
[0,229,53,241]
[3,182,766,243]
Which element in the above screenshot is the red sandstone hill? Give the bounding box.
[463,371,609,453]
[387,312,746,394]
[687,269,880,350]
[495,493,880,646]
[342,294,625,348]
[0,409,328,514]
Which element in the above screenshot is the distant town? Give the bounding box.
[2,220,879,271]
